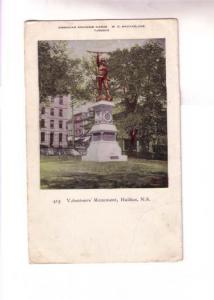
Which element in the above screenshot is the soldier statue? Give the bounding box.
[96,53,112,101]
[87,51,112,102]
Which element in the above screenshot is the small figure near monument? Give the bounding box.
[130,127,138,146]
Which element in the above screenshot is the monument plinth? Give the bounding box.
[82,101,127,162]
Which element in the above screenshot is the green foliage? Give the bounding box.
[108,42,167,151]
[38,41,85,102]
[80,57,97,101]
[108,42,166,111]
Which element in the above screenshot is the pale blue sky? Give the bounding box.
[67,39,165,59]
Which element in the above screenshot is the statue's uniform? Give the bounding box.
[96,54,111,100]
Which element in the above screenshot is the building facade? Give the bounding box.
[40,95,71,149]
[67,102,94,144]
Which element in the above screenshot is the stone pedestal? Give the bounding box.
[82,101,127,162]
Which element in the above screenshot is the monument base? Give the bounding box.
[82,140,127,162]
[82,100,128,162]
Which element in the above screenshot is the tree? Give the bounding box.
[108,42,166,111]
[108,41,167,154]
[38,41,85,102]
[80,57,98,101]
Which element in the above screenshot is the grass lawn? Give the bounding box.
[40,156,168,189]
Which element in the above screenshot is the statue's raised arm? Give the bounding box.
[96,52,100,67]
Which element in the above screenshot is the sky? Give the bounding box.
[66,39,165,59]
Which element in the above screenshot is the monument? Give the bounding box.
[82,52,127,162]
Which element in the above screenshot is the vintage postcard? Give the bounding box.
[25,19,182,263]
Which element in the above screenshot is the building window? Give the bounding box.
[59,109,63,117]
[59,120,63,129]
[50,132,54,146]
[50,96,54,103]
[50,108,54,116]
[41,132,45,142]
[89,110,94,117]
[50,120,54,129]
[59,96,63,105]
[59,133,63,143]
[40,119,45,128]
[41,107,45,114]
